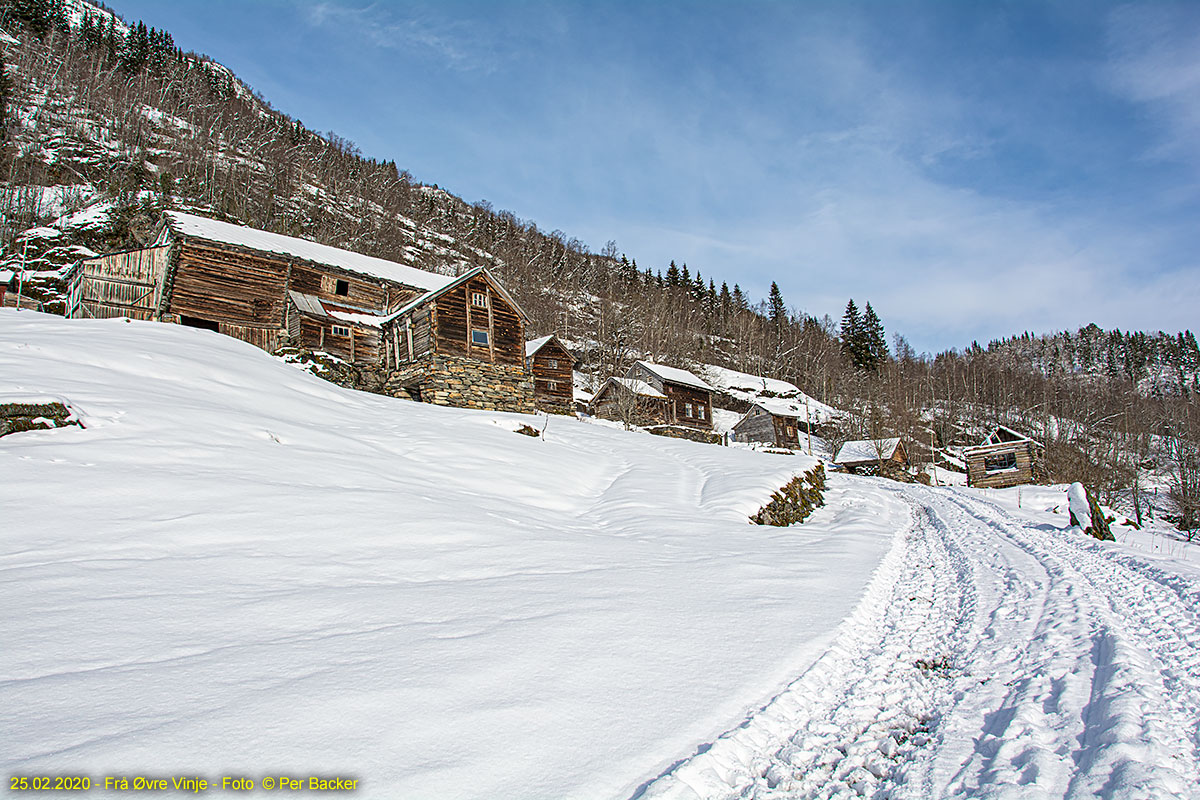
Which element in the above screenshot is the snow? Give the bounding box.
[699,363,801,397]
[164,211,455,292]
[605,376,667,399]
[1067,481,1091,529]
[325,309,384,328]
[635,360,713,392]
[0,310,896,799]
[699,363,842,424]
[835,437,902,464]
[525,334,554,358]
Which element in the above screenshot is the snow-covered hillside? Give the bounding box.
[0,310,899,799]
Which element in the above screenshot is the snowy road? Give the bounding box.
[639,482,1200,799]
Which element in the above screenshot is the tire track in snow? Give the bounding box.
[636,482,1200,799]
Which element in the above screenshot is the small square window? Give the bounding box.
[471,329,489,346]
[547,358,558,369]
[472,292,488,308]
[547,380,558,391]
[334,279,349,296]
[331,325,351,337]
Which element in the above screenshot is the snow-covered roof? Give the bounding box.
[327,309,384,329]
[835,438,902,465]
[0,269,14,284]
[699,364,800,397]
[381,266,528,324]
[526,335,554,358]
[753,397,808,419]
[634,361,712,392]
[603,377,668,400]
[164,211,455,292]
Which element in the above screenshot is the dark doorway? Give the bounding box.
[180,315,220,332]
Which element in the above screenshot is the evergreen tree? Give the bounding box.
[665,260,680,287]
[768,281,787,326]
[732,284,748,311]
[719,281,731,313]
[862,303,887,368]
[841,299,863,366]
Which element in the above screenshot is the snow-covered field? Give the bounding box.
[0,311,898,799]
[6,309,1200,799]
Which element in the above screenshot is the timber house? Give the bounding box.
[624,361,714,431]
[380,267,534,413]
[588,377,669,427]
[963,426,1044,489]
[525,335,577,414]
[732,398,809,449]
[68,211,534,412]
[834,438,909,475]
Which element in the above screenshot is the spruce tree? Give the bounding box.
[841,299,862,366]
[862,303,887,369]
[665,260,680,287]
[768,282,787,326]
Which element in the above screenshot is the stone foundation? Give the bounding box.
[646,425,724,445]
[385,354,535,414]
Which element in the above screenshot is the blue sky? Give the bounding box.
[112,0,1200,353]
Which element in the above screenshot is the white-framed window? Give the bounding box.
[698,405,706,420]
[471,329,490,346]
[685,402,694,417]
[331,325,351,337]
[472,292,488,308]
[547,358,558,369]
[547,380,558,391]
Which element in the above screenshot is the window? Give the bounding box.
[787,425,796,437]
[331,325,351,337]
[684,402,694,417]
[334,279,349,297]
[471,329,490,346]
[547,380,558,391]
[547,358,558,369]
[472,292,488,308]
[984,452,1017,472]
[698,406,706,420]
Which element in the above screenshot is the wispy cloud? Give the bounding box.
[303,2,499,71]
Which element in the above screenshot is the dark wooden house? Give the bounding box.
[380,267,535,413]
[624,361,714,431]
[963,427,1044,489]
[588,377,670,427]
[68,211,452,360]
[525,335,577,414]
[834,438,908,474]
[732,399,808,448]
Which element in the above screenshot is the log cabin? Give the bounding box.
[834,438,908,474]
[732,399,808,448]
[963,427,1044,489]
[68,211,454,360]
[525,335,577,414]
[624,361,714,431]
[588,377,670,427]
[380,266,535,413]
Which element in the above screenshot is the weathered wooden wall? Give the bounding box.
[661,383,713,430]
[170,241,288,328]
[965,441,1037,488]
[433,277,524,367]
[69,245,172,321]
[530,340,574,408]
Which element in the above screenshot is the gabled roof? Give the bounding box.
[984,425,1034,445]
[163,211,455,292]
[633,360,713,392]
[525,334,578,362]
[835,438,902,465]
[382,266,529,324]
[699,364,800,397]
[597,377,668,400]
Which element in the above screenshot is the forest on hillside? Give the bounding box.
[0,0,1196,530]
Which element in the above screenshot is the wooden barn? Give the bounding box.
[732,398,808,448]
[380,266,535,413]
[68,211,454,361]
[525,335,577,414]
[963,427,1044,489]
[834,437,908,475]
[624,361,714,431]
[588,377,670,426]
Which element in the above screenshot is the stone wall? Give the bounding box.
[646,424,725,445]
[385,354,535,414]
[1,401,81,437]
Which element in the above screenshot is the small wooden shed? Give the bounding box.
[834,437,908,474]
[963,427,1043,489]
[525,335,578,414]
[732,398,808,448]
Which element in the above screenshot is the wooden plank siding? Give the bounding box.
[69,245,172,321]
[528,339,575,409]
[169,241,289,329]
[661,383,713,430]
[964,440,1038,489]
[431,276,525,366]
